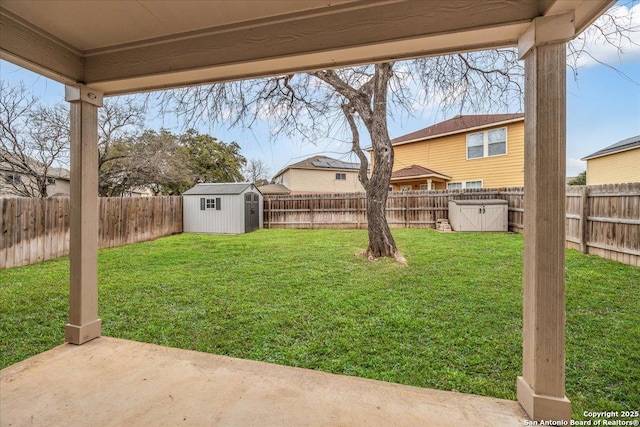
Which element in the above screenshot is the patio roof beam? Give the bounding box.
[0,9,83,84]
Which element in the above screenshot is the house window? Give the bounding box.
[5,173,21,184]
[447,180,483,190]
[467,127,507,159]
[420,184,429,190]
[205,198,216,209]
[335,173,346,180]
[388,186,393,192]
[401,186,411,192]
[47,177,56,185]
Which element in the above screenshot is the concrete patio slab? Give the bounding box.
[1,337,528,426]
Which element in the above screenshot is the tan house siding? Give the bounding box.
[391,121,525,190]
[48,178,70,195]
[279,168,363,194]
[586,148,640,185]
[0,170,70,197]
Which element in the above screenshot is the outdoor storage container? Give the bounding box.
[448,199,508,232]
[183,183,263,234]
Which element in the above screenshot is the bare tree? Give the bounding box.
[97,98,146,196]
[243,158,271,184]
[0,82,69,197]
[160,53,523,262]
[159,3,636,262]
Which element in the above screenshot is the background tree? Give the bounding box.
[99,129,192,196]
[180,129,246,184]
[568,171,587,185]
[97,98,146,196]
[101,129,247,196]
[0,82,69,197]
[243,158,270,185]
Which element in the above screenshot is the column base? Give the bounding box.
[65,319,102,345]
[517,376,571,422]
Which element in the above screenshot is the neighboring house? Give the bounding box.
[378,114,525,191]
[122,187,154,197]
[581,135,640,185]
[272,155,365,194]
[0,153,70,197]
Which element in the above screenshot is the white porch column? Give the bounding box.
[65,84,103,345]
[427,179,433,191]
[516,13,574,422]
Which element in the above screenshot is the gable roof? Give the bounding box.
[183,182,258,196]
[581,135,640,160]
[390,165,451,181]
[274,155,360,178]
[391,114,524,146]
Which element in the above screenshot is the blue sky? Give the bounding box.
[1,3,639,179]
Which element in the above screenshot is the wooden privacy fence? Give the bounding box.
[1,196,182,269]
[264,183,640,266]
[264,188,524,231]
[565,183,640,266]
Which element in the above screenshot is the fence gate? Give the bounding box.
[245,192,260,232]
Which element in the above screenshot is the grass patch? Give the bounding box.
[1,229,638,417]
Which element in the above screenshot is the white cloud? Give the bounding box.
[569,3,640,68]
[566,157,587,176]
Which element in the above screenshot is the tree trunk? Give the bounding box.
[365,185,395,257]
[363,130,397,258]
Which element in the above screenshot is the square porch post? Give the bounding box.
[64,84,103,345]
[516,12,575,422]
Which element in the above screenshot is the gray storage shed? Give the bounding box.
[183,183,263,234]
[448,199,508,232]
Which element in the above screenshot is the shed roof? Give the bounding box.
[581,135,640,160]
[183,183,258,196]
[390,114,524,146]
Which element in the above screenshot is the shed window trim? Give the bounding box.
[466,127,508,160]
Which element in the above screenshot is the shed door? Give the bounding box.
[481,205,507,232]
[245,193,260,233]
[458,206,482,231]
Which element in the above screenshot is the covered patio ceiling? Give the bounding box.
[1,0,612,95]
[0,0,615,423]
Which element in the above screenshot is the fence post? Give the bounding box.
[580,186,589,254]
[309,197,314,229]
[356,196,360,229]
[267,198,271,229]
[404,194,409,228]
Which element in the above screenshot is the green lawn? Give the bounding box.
[1,229,638,417]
